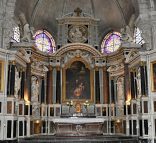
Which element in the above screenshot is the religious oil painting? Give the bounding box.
[151,62,156,91]
[66,61,90,100]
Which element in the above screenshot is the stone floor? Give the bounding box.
[18,135,140,143]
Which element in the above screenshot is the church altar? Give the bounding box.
[52,117,105,136]
[53,117,105,124]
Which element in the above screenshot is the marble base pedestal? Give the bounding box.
[52,117,105,136]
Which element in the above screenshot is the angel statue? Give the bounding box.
[21,23,32,42]
[120,14,135,43]
[19,12,33,42]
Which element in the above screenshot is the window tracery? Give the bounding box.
[101,32,121,54]
[34,30,56,53]
[12,26,20,42]
[133,27,145,45]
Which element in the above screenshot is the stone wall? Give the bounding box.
[0,0,16,49]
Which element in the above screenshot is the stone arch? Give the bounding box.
[54,43,103,57]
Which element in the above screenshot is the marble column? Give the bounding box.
[20,70,25,99]
[124,63,130,101]
[7,64,11,96]
[103,67,109,104]
[46,67,53,104]
[60,68,62,103]
[95,69,100,104]
[10,62,15,96]
[26,63,31,101]
[41,78,45,103]
[108,74,112,133]
[99,68,103,104]
[56,69,61,104]
[140,63,148,96]
[52,68,57,104]
[130,71,135,99]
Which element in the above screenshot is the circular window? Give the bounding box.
[34,30,56,53]
[101,32,121,54]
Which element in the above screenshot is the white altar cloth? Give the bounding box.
[52,117,105,124]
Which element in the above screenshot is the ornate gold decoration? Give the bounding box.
[0,61,4,92]
[151,61,156,92]
[75,102,81,113]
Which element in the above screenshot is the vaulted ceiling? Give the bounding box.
[14,0,139,40]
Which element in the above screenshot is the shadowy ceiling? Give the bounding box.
[14,0,138,41]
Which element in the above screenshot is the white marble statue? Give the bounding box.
[21,23,32,42]
[32,104,40,118]
[136,68,142,97]
[120,26,133,43]
[19,12,33,42]
[120,14,135,43]
[31,76,39,102]
[117,77,124,106]
[14,68,21,98]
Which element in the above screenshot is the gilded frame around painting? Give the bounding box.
[0,61,4,92]
[151,61,156,92]
[62,58,94,103]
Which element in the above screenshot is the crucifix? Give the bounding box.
[74,7,82,16]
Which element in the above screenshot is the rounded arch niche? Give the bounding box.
[54,43,103,57]
[59,44,97,104]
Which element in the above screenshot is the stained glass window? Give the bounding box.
[134,27,145,45]
[34,30,56,53]
[12,27,20,42]
[101,32,121,54]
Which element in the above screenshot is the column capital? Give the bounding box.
[11,60,16,65]
[48,65,53,71]
[20,67,25,72]
[103,66,107,71]
[56,66,60,71]
[140,61,146,66]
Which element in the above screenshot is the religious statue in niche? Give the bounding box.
[31,76,39,102]
[117,77,124,106]
[66,61,90,100]
[136,68,142,97]
[14,67,21,98]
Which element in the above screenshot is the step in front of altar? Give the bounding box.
[19,135,139,143]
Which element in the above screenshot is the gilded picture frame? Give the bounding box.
[0,61,4,92]
[62,59,94,103]
[151,61,156,91]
